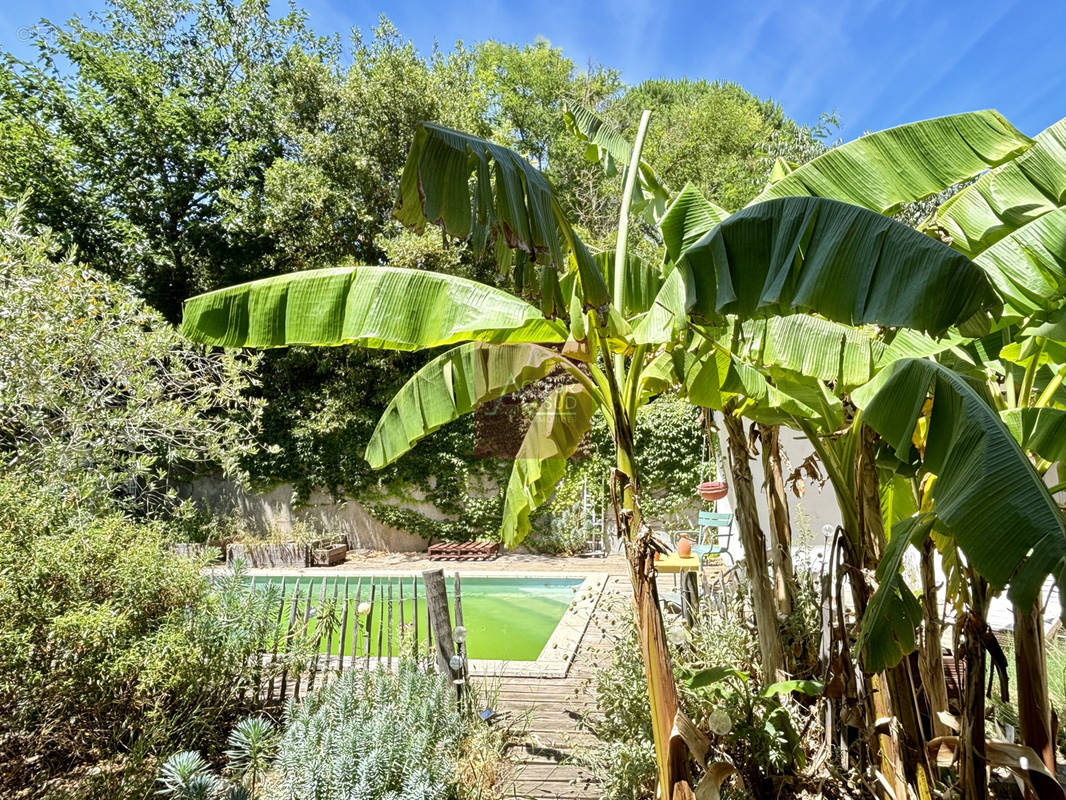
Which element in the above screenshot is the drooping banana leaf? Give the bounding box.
[853,358,1066,608]
[595,251,663,317]
[748,110,1032,213]
[683,197,1000,337]
[659,182,730,265]
[180,266,568,350]
[857,514,934,672]
[971,206,1066,318]
[500,384,598,546]
[564,103,672,222]
[366,342,575,469]
[1001,407,1066,463]
[925,118,1066,258]
[680,344,842,431]
[395,122,609,308]
[631,264,694,345]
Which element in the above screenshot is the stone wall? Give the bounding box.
[183,477,430,552]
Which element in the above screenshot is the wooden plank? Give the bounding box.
[364,580,376,669]
[422,569,456,676]
[412,576,419,659]
[337,577,349,675]
[293,585,313,700]
[307,578,329,692]
[453,573,467,676]
[376,577,385,660]
[387,578,394,669]
[265,577,286,705]
[278,582,300,702]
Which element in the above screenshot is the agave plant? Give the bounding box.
[181,105,1049,796]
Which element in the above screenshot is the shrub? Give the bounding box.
[271,660,466,800]
[0,475,297,799]
[0,202,261,518]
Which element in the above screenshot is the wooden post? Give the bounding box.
[278,584,300,702]
[364,581,376,669]
[337,578,350,674]
[307,579,328,692]
[376,579,385,660]
[412,577,420,659]
[294,585,313,700]
[265,577,286,705]
[423,569,457,677]
[387,578,394,669]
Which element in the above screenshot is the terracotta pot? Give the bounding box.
[697,480,728,501]
[677,535,692,559]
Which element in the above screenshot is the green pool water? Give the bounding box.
[247,575,582,661]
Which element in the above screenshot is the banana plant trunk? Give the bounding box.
[959,578,990,800]
[760,424,797,617]
[855,424,932,795]
[1013,600,1055,775]
[919,538,952,739]
[615,428,692,798]
[722,405,786,684]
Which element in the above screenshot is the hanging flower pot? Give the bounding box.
[677,534,692,559]
[697,481,728,502]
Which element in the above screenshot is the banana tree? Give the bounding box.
[182,110,1019,797]
[626,110,1056,795]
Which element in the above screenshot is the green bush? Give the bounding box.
[0,475,296,799]
[271,660,466,800]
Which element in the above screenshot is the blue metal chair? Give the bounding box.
[690,510,735,566]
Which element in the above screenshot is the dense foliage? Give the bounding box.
[0,476,298,799]
[0,204,260,516]
[0,0,829,540]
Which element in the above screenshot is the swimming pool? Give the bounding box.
[247,575,584,662]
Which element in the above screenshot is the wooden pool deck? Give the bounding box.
[493,573,629,800]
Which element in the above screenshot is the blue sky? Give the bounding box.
[3,0,1064,138]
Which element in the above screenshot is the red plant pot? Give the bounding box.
[697,481,728,502]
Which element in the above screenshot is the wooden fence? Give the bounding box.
[248,571,462,706]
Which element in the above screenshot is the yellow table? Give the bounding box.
[655,553,702,573]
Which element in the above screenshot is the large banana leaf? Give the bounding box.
[500,384,598,546]
[971,206,1066,318]
[366,342,572,469]
[683,197,999,337]
[659,183,730,264]
[180,266,568,350]
[853,358,1066,608]
[1001,407,1066,463]
[564,104,672,222]
[748,111,1031,213]
[858,514,934,672]
[926,118,1066,258]
[395,122,609,308]
[680,345,843,431]
[595,251,663,317]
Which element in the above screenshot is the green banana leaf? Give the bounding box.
[564,103,672,222]
[395,122,609,308]
[853,358,1066,608]
[595,251,663,317]
[748,110,1031,213]
[365,342,573,469]
[857,514,934,672]
[500,384,598,546]
[180,266,568,350]
[972,207,1066,318]
[659,183,730,265]
[1001,407,1066,463]
[683,197,1000,337]
[926,118,1066,259]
